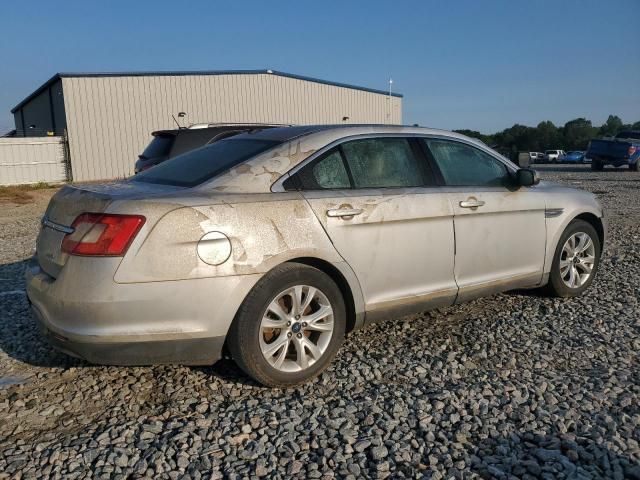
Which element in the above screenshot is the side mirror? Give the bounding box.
[516,168,539,187]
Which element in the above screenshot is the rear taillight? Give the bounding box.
[61,213,145,256]
[629,146,637,156]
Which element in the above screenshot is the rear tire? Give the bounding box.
[546,220,601,298]
[591,160,604,171]
[227,263,346,387]
[630,161,639,172]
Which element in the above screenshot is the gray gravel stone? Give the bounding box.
[1,165,639,479]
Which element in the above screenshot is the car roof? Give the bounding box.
[229,124,489,147]
[151,124,280,137]
[188,122,289,129]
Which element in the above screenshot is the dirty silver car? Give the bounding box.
[27,125,605,386]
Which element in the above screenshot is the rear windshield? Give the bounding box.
[615,131,640,140]
[169,128,249,158]
[141,135,174,159]
[132,138,281,187]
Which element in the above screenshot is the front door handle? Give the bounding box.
[459,199,485,209]
[327,207,363,219]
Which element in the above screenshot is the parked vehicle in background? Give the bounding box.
[562,151,585,163]
[27,125,605,386]
[528,152,542,163]
[545,150,565,163]
[134,123,282,173]
[587,131,640,171]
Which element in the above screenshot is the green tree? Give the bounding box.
[562,118,594,150]
[453,116,639,154]
[453,129,490,144]
[598,115,624,137]
[536,121,561,151]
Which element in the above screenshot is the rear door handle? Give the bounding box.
[459,199,485,209]
[326,207,363,218]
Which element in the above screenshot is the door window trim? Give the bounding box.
[278,134,438,192]
[283,146,352,191]
[272,133,517,192]
[418,136,519,188]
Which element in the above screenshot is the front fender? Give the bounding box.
[543,200,605,274]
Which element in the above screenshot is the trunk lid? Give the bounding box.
[36,182,183,278]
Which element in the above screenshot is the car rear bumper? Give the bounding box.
[31,302,225,365]
[25,258,261,366]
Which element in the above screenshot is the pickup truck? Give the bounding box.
[586,131,640,171]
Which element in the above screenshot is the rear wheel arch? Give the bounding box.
[226,261,347,386]
[222,257,360,360]
[285,257,358,333]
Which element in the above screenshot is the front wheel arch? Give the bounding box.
[574,212,604,248]
[546,219,602,297]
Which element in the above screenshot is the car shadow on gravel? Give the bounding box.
[0,259,84,369]
[505,287,548,298]
[193,360,263,388]
[535,165,634,174]
[0,259,262,385]
[470,431,640,479]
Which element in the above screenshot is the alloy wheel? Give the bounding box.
[259,285,334,372]
[559,232,596,288]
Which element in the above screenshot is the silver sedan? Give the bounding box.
[27,125,605,386]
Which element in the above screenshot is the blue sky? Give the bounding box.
[1,0,638,134]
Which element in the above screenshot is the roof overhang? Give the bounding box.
[11,69,403,113]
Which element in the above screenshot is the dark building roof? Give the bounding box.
[11,69,403,113]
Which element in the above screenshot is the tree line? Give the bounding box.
[454,115,640,158]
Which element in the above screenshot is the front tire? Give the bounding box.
[547,220,601,298]
[591,160,604,171]
[227,263,346,387]
[630,161,639,172]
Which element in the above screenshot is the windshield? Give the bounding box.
[140,135,174,159]
[133,138,281,187]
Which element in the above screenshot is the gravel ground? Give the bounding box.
[0,165,638,479]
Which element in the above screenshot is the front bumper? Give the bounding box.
[25,258,261,366]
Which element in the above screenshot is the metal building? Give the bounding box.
[10,70,403,182]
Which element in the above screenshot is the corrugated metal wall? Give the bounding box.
[0,137,66,185]
[62,74,402,181]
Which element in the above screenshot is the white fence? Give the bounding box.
[0,137,67,186]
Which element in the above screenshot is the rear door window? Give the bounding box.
[133,138,281,187]
[287,137,432,191]
[341,138,426,188]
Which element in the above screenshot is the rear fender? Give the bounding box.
[114,195,346,283]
